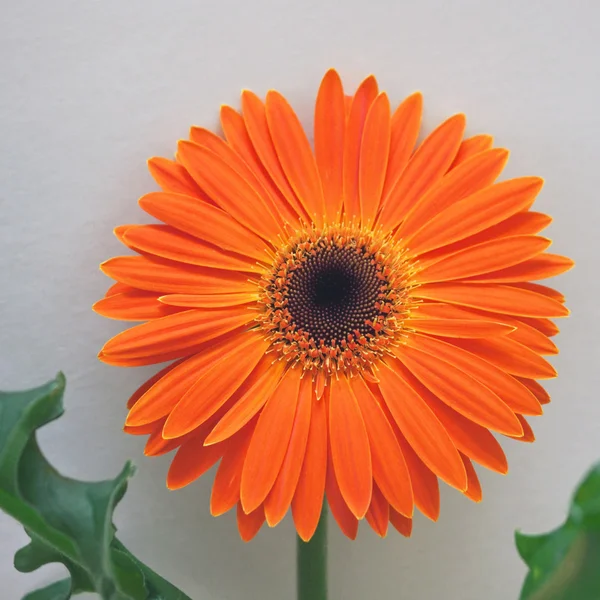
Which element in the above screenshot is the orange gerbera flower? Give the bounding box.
[95,69,573,542]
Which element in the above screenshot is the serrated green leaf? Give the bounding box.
[0,374,192,600]
[518,462,600,600]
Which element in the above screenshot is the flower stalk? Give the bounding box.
[297,504,328,600]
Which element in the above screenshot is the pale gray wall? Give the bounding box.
[1,0,598,598]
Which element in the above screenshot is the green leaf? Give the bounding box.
[517,461,600,600]
[0,373,192,600]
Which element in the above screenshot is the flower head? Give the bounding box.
[94,69,573,541]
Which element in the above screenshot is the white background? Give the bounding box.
[1,1,598,598]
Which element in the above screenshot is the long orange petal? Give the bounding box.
[126,359,184,409]
[349,376,413,517]
[314,69,345,223]
[326,437,359,540]
[329,377,372,519]
[507,414,535,443]
[395,429,440,521]
[163,332,270,439]
[237,503,265,542]
[365,483,389,537]
[189,125,287,229]
[177,141,282,242]
[266,91,326,226]
[510,282,565,303]
[378,114,466,230]
[125,333,242,425]
[343,75,379,221]
[264,376,312,526]
[408,333,543,416]
[240,91,307,219]
[101,307,254,364]
[516,377,551,405]
[166,433,226,490]
[123,224,259,272]
[292,388,327,541]
[381,92,422,203]
[394,343,523,436]
[407,177,544,255]
[93,290,183,321]
[415,235,551,284]
[413,283,570,318]
[205,360,286,446]
[389,509,413,537]
[147,156,208,200]
[399,368,508,474]
[377,364,467,491]
[448,134,494,169]
[359,93,391,224]
[158,292,258,308]
[138,192,268,262]
[211,422,255,516]
[461,454,483,502]
[240,368,301,513]
[398,148,508,242]
[404,318,514,338]
[464,253,574,283]
[450,337,557,379]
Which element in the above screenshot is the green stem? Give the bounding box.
[297,504,328,600]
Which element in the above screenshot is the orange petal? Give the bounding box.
[147,156,208,200]
[124,224,259,272]
[359,93,391,224]
[448,134,494,169]
[415,235,552,284]
[378,114,466,230]
[329,377,372,519]
[237,503,265,542]
[519,316,560,337]
[415,211,553,267]
[408,333,543,416]
[407,177,544,255]
[507,318,559,356]
[138,192,268,262]
[163,332,270,439]
[166,431,226,490]
[158,293,258,308]
[394,342,523,435]
[211,423,255,516]
[101,307,254,364]
[314,69,345,223]
[450,337,557,379]
[126,359,184,409]
[377,363,467,491]
[381,92,423,204]
[515,377,551,405]
[395,430,440,521]
[189,125,287,228]
[464,253,574,283]
[292,388,327,541]
[343,75,379,221]
[398,148,508,242]
[365,483,389,537]
[413,283,570,318]
[461,454,483,502]
[101,254,259,296]
[205,360,286,446]
[144,426,183,457]
[326,437,359,540]
[104,281,132,297]
[402,370,508,474]
[404,318,514,338]
[264,376,312,526]
[220,105,302,227]
[389,509,412,537]
[125,334,242,425]
[266,90,326,226]
[507,414,535,443]
[93,290,183,321]
[510,282,565,303]
[177,141,283,242]
[349,376,413,517]
[240,368,301,513]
